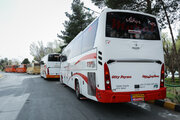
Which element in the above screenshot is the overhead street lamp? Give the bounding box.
[83,6,100,14]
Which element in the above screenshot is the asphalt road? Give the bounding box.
[0,72,180,120]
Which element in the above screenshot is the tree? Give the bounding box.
[46,40,62,53]
[92,0,180,80]
[159,0,180,81]
[30,41,46,62]
[0,58,7,70]
[176,30,180,80]
[21,58,30,65]
[30,40,62,61]
[8,60,12,65]
[91,0,179,27]
[177,29,180,40]
[57,0,94,45]
[176,30,180,53]
[0,58,8,70]
[162,33,176,81]
[11,59,19,65]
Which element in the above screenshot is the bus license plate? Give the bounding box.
[131,94,144,101]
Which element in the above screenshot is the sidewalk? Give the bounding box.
[0,74,2,78]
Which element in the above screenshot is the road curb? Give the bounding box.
[147,100,180,112]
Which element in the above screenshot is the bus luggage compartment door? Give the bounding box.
[87,72,96,96]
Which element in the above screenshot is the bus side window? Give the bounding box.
[82,19,98,53]
[40,61,44,65]
[72,35,82,58]
[61,55,67,62]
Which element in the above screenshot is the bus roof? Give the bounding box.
[101,8,157,19]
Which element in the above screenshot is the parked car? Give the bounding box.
[167,71,179,78]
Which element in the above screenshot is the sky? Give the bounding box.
[0,0,100,62]
[0,0,179,63]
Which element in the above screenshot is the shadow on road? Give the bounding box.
[14,76,180,120]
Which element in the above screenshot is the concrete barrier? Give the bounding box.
[147,100,180,112]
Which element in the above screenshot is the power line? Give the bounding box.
[83,6,100,14]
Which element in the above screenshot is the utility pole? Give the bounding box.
[83,6,100,14]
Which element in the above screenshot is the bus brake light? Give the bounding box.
[104,63,111,90]
[160,64,164,88]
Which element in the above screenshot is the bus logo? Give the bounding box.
[112,75,132,79]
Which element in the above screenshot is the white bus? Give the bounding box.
[60,8,166,103]
[40,53,60,79]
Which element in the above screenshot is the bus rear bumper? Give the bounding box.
[96,87,166,103]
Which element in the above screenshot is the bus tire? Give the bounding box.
[60,75,64,85]
[75,80,82,99]
[43,75,47,80]
[60,78,63,85]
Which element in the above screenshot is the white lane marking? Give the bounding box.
[0,74,37,120]
[0,94,30,120]
[0,74,4,79]
[131,102,151,111]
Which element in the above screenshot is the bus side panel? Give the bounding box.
[60,49,98,101]
[40,64,46,78]
[16,68,26,73]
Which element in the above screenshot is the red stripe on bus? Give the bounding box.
[75,53,96,65]
[73,73,88,84]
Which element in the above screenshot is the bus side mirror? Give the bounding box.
[61,55,67,62]
[40,61,44,65]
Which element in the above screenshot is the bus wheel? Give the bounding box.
[60,79,63,85]
[60,75,64,84]
[75,80,82,99]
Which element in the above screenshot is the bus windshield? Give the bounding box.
[106,12,160,40]
[48,54,60,62]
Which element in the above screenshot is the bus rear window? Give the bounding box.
[106,12,160,40]
[48,54,60,62]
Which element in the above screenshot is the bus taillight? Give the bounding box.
[104,63,111,90]
[160,64,164,88]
